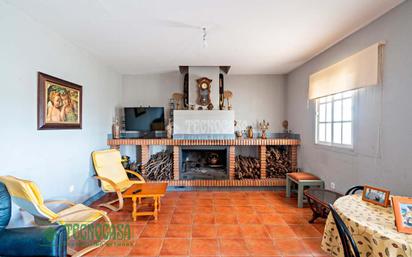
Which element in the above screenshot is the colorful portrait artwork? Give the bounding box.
[38,72,82,129]
[45,82,80,123]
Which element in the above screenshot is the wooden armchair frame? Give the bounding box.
[0,175,112,257]
[93,169,145,211]
[44,200,112,257]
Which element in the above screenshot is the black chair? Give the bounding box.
[345,185,364,195]
[328,204,360,257]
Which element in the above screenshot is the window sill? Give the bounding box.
[314,143,357,156]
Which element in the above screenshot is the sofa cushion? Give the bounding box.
[288,172,320,181]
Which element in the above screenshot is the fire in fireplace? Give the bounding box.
[180,146,229,180]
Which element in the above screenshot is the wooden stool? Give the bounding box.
[286,172,324,208]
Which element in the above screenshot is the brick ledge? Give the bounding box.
[146,178,285,187]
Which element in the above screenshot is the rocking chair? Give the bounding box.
[92,149,146,211]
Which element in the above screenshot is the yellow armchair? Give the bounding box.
[0,175,111,257]
[92,149,145,211]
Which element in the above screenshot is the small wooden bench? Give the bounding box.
[286,172,324,208]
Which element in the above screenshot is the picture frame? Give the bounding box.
[392,196,412,234]
[37,72,82,130]
[362,185,391,207]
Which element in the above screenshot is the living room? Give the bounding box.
[0,0,411,256]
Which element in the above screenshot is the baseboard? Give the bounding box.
[82,190,105,206]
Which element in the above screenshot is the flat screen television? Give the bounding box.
[124,107,165,131]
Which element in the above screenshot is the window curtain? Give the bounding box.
[308,42,384,100]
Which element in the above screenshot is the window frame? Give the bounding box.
[315,91,355,150]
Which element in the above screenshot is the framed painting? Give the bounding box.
[392,196,412,234]
[362,185,391,207]
[37,72,82,129]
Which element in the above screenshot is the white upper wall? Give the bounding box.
[122,73,286,133]
[286,0,412,196]
[0,1,122,225]
[5,0,403,74]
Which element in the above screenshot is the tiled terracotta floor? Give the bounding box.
[85,191,328,257]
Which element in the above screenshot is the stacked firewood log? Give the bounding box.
[266,147,291,178]
[235,155,260,179]
[143,151,173,180]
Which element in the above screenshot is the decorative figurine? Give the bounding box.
[234,120,243,138]
[259,120,270,139]
[207,103,214,110]
[282,120,290,133]
[112,118,120,139]
[223,90,233,110]
[172,92,184,110]
[166,119,173,139]
[246,126,254,139]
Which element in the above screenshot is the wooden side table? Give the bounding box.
[122,183,168,221]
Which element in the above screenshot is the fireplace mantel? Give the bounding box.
[108,138,300,147]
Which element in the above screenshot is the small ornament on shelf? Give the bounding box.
[282,120,291,133]
[172,92,184,110]
[259,120,270,139]
[169,98,176,122]
[166,119,173,139]
[234,120,243,138]
[112,118,120,139]
[223,90,233,110]
[246,126,254,139]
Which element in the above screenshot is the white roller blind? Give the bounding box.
[308,42,384,100]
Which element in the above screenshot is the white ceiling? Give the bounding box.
[6,0,403,75]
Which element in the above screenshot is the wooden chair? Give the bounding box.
[328,204,360,257]
[92,149,146,211]
[345,185,364,195]
[0,175,111,257]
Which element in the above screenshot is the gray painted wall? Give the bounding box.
[0,1,122,225]
[121,73,286,161]
[286,1,412,196]
[122,73,286,133]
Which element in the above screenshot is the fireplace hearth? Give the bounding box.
[180,146,229,180]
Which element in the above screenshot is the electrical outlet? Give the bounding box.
[330,182,336,190]
[69,185,75,193]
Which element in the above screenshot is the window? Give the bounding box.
[316,91,354,148]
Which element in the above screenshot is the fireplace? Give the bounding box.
[180,146,229,180]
